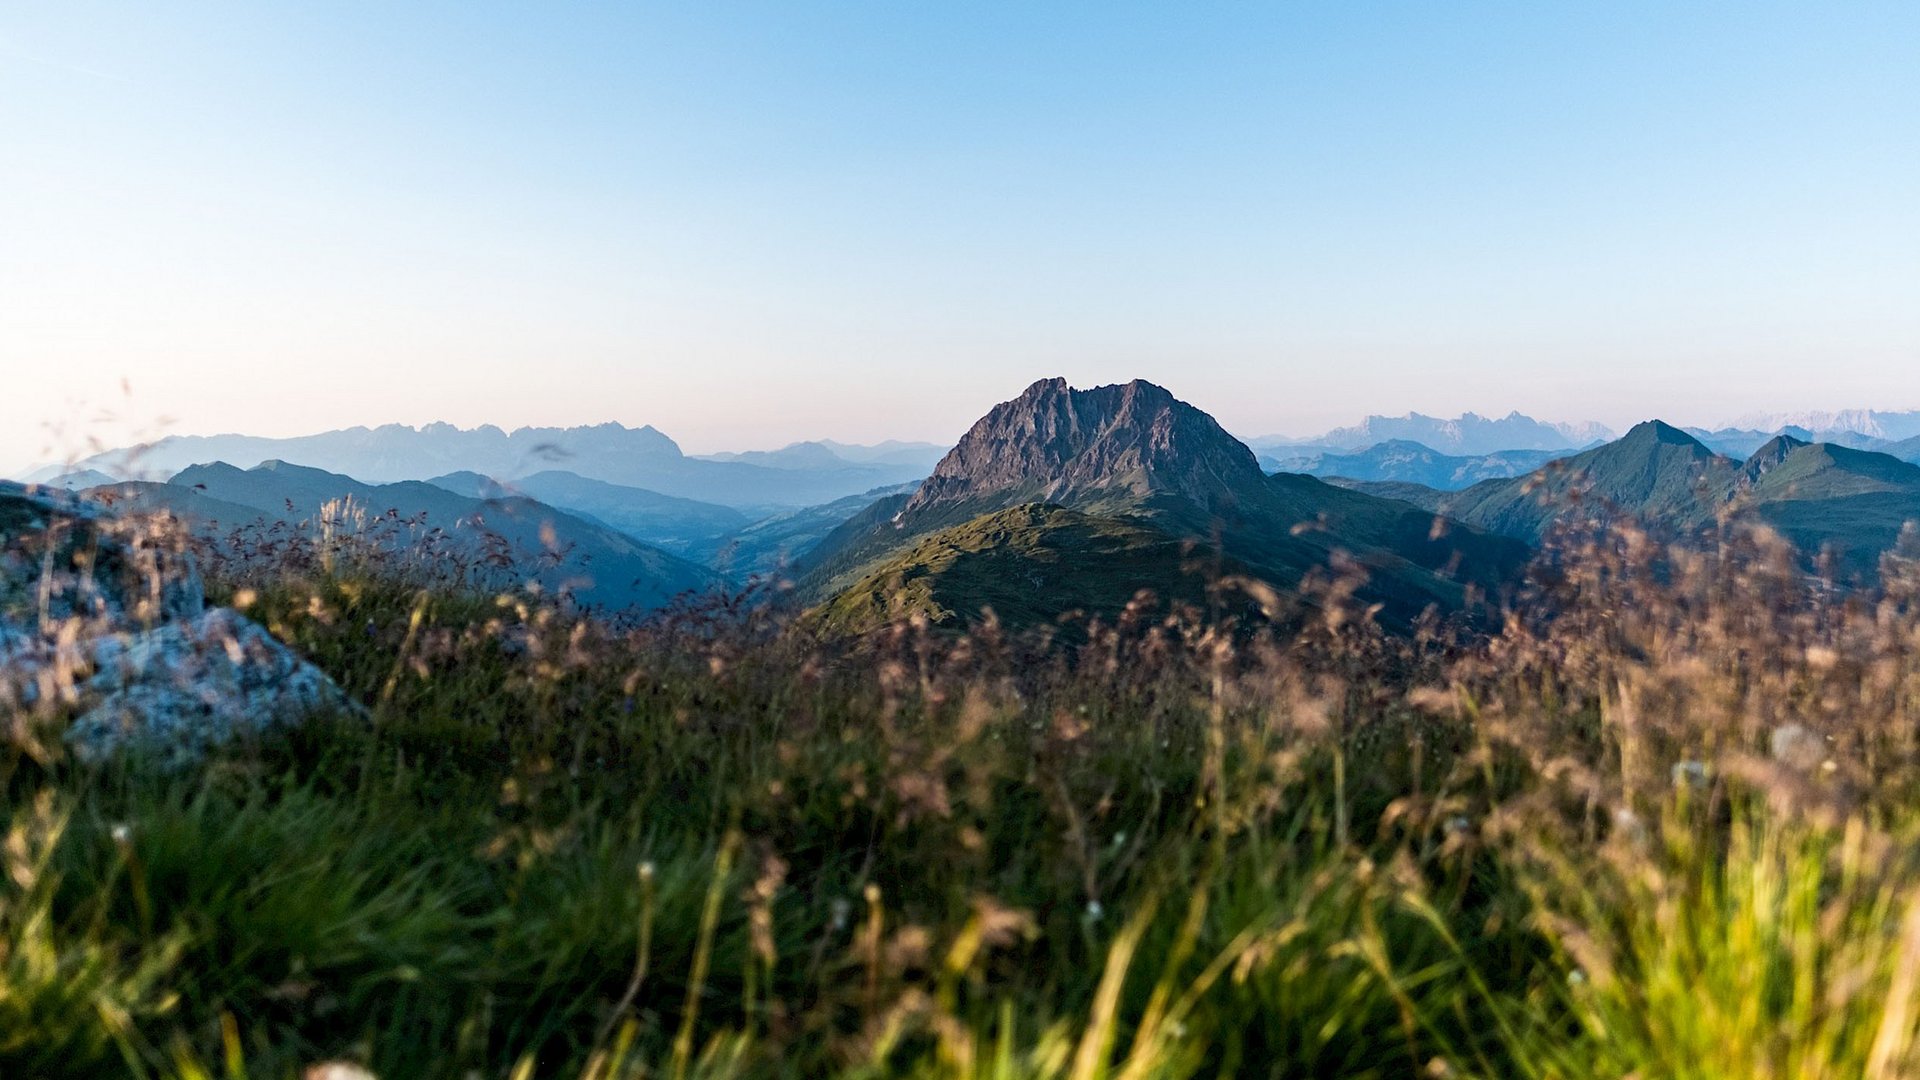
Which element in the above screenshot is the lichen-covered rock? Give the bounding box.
[2,484,356,762]
[65,608,355,762]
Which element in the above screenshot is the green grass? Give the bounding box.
[11,522,1920,1077]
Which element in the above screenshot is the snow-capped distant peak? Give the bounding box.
[1728,410,1920,441]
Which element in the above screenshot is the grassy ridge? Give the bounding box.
[9,521,1920,1076]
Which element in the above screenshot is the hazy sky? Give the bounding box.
[5,3,1917,474]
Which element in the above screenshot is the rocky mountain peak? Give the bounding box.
[1618,420,1713,452]
[904,379,1266,517]
[1742,433,1810,483]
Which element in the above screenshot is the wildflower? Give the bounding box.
[1444,815,1472,836]
[110,823,132,844]
[1084,899,1104,922]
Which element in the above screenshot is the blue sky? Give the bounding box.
[3,2,1917,472]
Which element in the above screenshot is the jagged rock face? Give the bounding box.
[906,379,1266,517]
[0,487,355,762]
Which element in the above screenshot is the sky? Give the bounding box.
[4,2,1918,475]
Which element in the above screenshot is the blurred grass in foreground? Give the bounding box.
[9,518,1920,1077]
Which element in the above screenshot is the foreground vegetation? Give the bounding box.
[10,520,1920,1077]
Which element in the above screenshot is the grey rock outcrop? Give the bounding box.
[64,608,352,762]
[1,485,356,761]
[906,379,1267,518]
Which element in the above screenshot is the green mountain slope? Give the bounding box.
[810,505,1227,636]
[1403,423,1920,580]
[1431,421,1738,543]
[1744,441,1920,501]
[1738,442,1920,576]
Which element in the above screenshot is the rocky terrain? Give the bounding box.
[905,378,1269,519]
[0,484,354,762]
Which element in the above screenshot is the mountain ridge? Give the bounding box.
[1728,409,1920,442]
[1263,440,1564,490]
[96,460,723,612]
[1249,411,1614,455]
[1369,422,1920,580]
[42,423,929,510]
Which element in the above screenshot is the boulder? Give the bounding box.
[65,608,354,762]
[1,486,356,762]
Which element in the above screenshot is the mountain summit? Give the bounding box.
[1411,420,1734,543]
[906,378,1265,518]
[804,378,1533,633]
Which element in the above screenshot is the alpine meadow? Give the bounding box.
[5,4,1920,1079]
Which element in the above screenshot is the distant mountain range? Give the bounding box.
[1249,407,1920,462]
[427,470,751,558]
[696,440,946,472]
[426,468,923,580]
[802,379,1531,635]
[32,423,934,511]
[1253,411,1920,494]
[1685,425,1893,459]
[1728,410,1920,443]
[1249,412,1615,456]
[69,460,723,612]
[704,483,921,580]
[1262,441,1563,490]
[32,392,1920,629]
